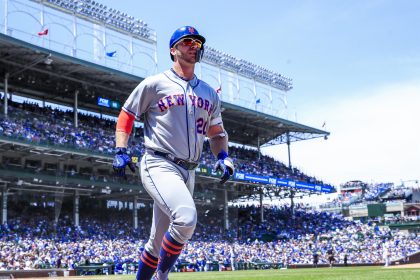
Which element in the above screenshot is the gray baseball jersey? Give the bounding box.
[123,69,222,163]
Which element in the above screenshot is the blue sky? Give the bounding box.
[10,0,420,187]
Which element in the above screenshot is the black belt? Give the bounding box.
[152,151,199,170]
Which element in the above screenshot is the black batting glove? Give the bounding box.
[214,150,235,184]
[113,148,136,177]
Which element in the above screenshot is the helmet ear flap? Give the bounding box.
[196,46,204,63]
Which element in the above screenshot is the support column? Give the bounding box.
[290,189,295,217]
[259,189,264,223]
[3,0,8,35]
[217,66,222,100]
[287,132,292,169]
[224,189,229,230]
[129,36,134,73]
[153,41,158,74]
[287,132,295,216]
[74,90,79,128]
[257,136,261,160]
[58,159,65,176]
[102,23,107,64]
[74,191,80,227]
[4,73,9,116]
[40,0,45,48]
[54,192,64,224]
[133,196,138,230]
[253,79,257,110]
[2,187,7,224]
[72,14,77,57]
[236,72,240,101]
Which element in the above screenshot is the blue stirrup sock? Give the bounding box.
[136,250,158,280]
[157,232,184,275]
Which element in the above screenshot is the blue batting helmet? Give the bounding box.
[170,26,206,62]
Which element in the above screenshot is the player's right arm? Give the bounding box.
[115,131,130,148]
[113,110,136,177]
[115,110,135,148]
[115,76,156,149]
[113,77,155,177]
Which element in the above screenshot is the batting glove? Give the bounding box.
[113,148,136,177]
[214,150,235,184]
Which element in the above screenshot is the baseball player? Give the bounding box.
[113,26,234,280]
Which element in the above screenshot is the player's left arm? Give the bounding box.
[207,124,228,157]
[207,123,234,184]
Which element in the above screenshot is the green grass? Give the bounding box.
[75,266,420,280]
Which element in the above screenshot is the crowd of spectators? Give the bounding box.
[383,215,419,224]
[235,205,354,241]
[0,101,143,157]
[0,100,418,273]
[383,188,413,201]
[320,192,362,209]
[364,183,393,201]
[0,204,418,271]
[0,101,332,188]
[320,181,419,209]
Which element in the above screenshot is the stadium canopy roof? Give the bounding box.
[0,33,142,115]
[0,33,329,148]
[222,102,329,147]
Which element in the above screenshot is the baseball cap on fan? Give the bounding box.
[169,26,206,61]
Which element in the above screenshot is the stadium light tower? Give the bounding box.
[30,0,157,42]
[202,46,293,91]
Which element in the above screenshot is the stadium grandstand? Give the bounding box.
[320,180,420,227]
[0,0,418,277]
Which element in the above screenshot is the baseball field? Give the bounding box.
[26,265,420,280]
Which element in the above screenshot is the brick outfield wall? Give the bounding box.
[405,251,420,264]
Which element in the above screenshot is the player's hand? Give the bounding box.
[214,151,234,184]
[113,148,136,177]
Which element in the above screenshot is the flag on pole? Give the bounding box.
[37,28,48,36]
[256,98,261,104]
[215,85,222,94]
[106,51,117,57]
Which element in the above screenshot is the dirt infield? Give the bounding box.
[386,262,420,268]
